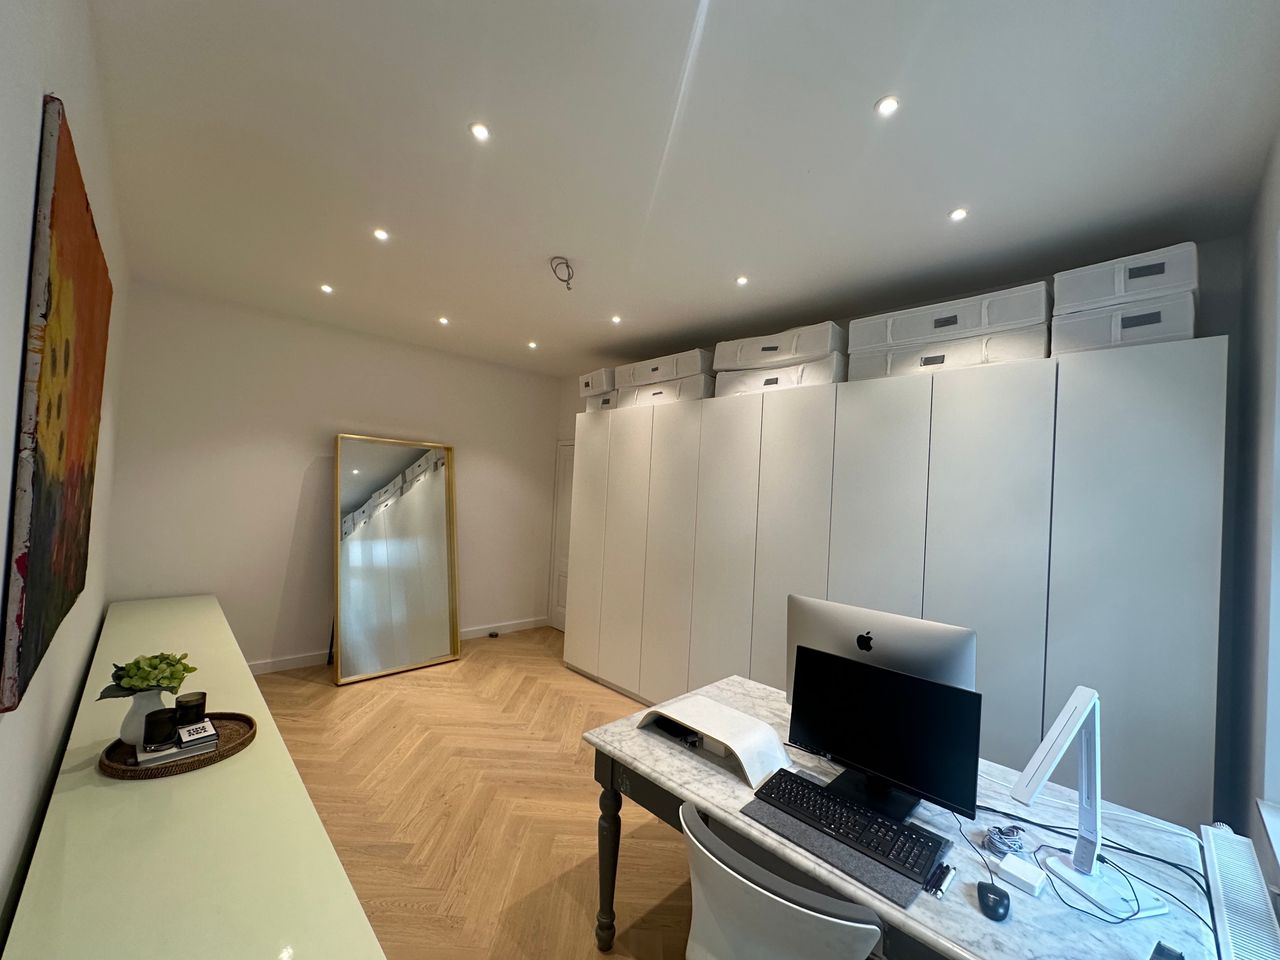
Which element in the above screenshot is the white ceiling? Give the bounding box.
[89,0,1280,376]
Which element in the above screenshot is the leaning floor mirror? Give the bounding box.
[333,434,460,684]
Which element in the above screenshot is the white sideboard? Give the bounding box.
[564,337,1228,827]
[4,596,385,960]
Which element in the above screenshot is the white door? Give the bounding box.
[564,412,611,674]
[751,385,836,689]
[827,375,932,617]
[924,360,1056,768]
[548,441,574,631]
[1046,337,1226,827]
[598,407,654,693]
[689,393,764,689]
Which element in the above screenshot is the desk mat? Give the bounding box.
[740,798,945,908]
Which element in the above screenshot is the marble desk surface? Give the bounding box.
[584,676,1216,960]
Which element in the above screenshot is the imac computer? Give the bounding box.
[785,595,977,701]
[788,645,982,820]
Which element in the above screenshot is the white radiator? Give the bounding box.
[1202,824,1280,959]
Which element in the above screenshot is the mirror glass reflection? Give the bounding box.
[334,435,458,683]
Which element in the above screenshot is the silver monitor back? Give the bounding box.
[785,596,976,702]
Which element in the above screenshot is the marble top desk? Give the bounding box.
[583,676,1216,960]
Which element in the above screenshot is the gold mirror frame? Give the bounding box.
[332,433,461,685]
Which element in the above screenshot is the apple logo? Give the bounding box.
[856,631,873,652]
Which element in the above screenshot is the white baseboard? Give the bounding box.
[460,617,550,640]
[249,650,330,675]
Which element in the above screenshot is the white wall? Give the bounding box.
[107,285,562,671]
[1235,130,1280,882]
[558,375,586,440]
[0,0,127,935]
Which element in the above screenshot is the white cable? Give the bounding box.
[977,770,1200,844]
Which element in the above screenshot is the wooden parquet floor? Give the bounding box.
[257,627,691,960]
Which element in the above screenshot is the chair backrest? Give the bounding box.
[679,802,881,960]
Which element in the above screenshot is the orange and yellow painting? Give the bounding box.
[0,97,112,712]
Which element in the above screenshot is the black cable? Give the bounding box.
[1032,844,1141,925]
[1103,856,1213,933]
[953,812,995,883]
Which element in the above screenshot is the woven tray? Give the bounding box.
[98,712,256,780]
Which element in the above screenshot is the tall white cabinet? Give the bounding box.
[924,362,1056,768]
[638,402,702,704]
[564,412,610,675]
[597,407,654,692]
[563,337,1228,826]
[1045,337,1226,827]
[689,394,764,689]
[751,385,836,689]
[828,375,932,617]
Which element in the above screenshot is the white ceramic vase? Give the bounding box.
[119,689,167,746]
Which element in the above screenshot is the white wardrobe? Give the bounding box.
[564,337,1227,827]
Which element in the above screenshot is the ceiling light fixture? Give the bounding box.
[611,315,622,324]
[949,207,969,222]
[438,316,449,325]
[736,275,749,286]
[320,284,334,294]
[373,228,389,242]
[351,469,359,475]
[469,122,490,142]
[528,341,538,349]
[875,95,900,117]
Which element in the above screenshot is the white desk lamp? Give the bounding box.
[1011,686,1167,919]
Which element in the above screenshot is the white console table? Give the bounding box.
[4,595,384,960]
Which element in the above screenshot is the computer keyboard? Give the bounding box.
[754,768,944,885]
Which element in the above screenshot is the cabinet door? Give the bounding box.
[564,412,611,674]
[1046,337,1226,827]
[689,394,763,689]
[598,407,654,693]
[828,376,931,617]
[638,402,703,703]
[751,385,836,689]
[924,361,1056,768]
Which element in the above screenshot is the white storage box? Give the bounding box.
[354,503,372,528]
[847,282,1047,353]
[713,320,848,371]
[404,453,431,483]
[616,373,715,407]
[585,391,619,412]
[341,514,355,539]
[578,367,615,398]
[1053,242,1197,315]
[614,348,712,388]
[848,325,1048,381]
[1050,292,1194,356]
[371,477,402,505]
[714,353,847,397]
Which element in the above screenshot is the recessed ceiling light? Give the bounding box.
[949,207,968,222]
[470,122,490,142]
[874,95,900,118]
[351,469,359,475]
[611,315,622,324]
[528,341,538,349]
[320,284,334,294]
[736,275,749,286]
[438,316,449,325]
[373,228,389,242]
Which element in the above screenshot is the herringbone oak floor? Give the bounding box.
[257,627,691,959]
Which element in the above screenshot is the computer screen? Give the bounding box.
[789,645,982,818]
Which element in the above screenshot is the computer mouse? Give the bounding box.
[977,881,1010,922]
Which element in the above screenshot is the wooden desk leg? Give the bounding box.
[596,785,622,952]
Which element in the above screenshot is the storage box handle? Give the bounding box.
[933,315,959,329]
[650,365,660,372]
[764,377,779,386]
[651,390,664,396]
[920,354,946,366]
[1120,310,1163,330]
[1127,262,1166,280]
[760,345,779,352]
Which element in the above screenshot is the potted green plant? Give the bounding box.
[98,653,198,747]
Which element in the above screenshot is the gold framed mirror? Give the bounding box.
[333,433,460,684]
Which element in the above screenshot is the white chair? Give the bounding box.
[679,802,882,960]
